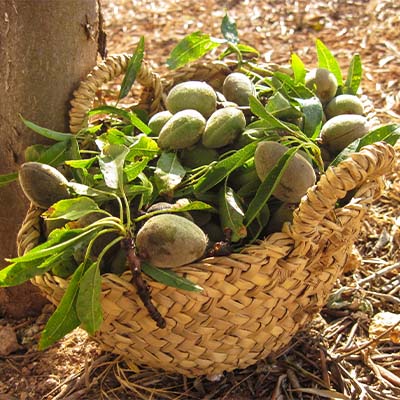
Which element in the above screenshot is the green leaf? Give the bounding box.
[24,144,48,162]
[99,128,129,146]
[169,200,214,213]
[330,140,360,167]
[154,152,186,194]
[194,141,258,194]
[67,182,118,202]
[37,140,72,166]
[126,135,159,160]
[88,105,131,123]
[137,172,153,207]
[43,197,103,221]
[0,255,51,287]
[0,248,78,287]
[331,124,400,166]
[166,31,222,70]
[88,106,150,134]
[244,146,299,226]
[236,43,259,56]
[142,262,203,292]
[249,95,300,135]
[358,124,400,148]
[10,227,100,263]
[219,43,259,60]
[272,72,314,99]
[247,203,270,242]
[39,262,86,349]
[221,13,239,44]
[291,53,306,84]
[98,144,130,189]
[65,157,97,170]
[0,172,18,188]
[295,97,323,138]
[25,141,71,167]
[316,39,343,86]
[124,157,150,182]
[20,115,73,141]
[237,179,260,198]
[79,124,103,136]
[249,94,271,120]
[37,250,75,270]
[344,54,362,95]
[256,203,270,231]
[124,184,153,198]
[219,185,247,242]
[76,262,103,335]
[88,106,150,135]
[127,112,151,135]
[119,36,145,100]
[265,92,302,120]
[67,137,86,184]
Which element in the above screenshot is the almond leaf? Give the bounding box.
[142,262,203,292]
[76,262,103,335]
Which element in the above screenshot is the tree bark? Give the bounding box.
[0,0,103,318]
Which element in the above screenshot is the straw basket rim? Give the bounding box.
[18,54,397,377]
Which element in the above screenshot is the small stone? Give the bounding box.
[0,326,19,356]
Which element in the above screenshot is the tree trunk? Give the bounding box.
[0,0,103,318]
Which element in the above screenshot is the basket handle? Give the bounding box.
[289,141,396,242]
[69,54,163,134]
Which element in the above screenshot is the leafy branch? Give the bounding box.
[166,12,259,69]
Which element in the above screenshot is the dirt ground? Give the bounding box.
[1,1,399,399]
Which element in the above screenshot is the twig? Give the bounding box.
[336,363,367,399]
[364,353,400,388]
[323,317,353,339]
[364,290,400,304]
[46,354,110,400]
[286,369,301,392]
[365,387,400,400]
[221,370,256,400]
[342,321,359,350]
[63,388,90,400]
[271,374,287,400]
[346,353,400,362]
[319,348,331,388]
[121,237,166,329]
[357,261,400,286]
[333,320,400,360]
[282,359,327,387]
[292,349,323,371]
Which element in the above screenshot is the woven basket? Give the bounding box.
[17,54,396,378]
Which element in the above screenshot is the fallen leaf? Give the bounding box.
[369,312,400,343]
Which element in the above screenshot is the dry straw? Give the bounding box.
[17,54,396,378]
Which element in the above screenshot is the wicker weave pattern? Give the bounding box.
[17,55,397,377]
[69,54,163,134]
[21,143,395,377]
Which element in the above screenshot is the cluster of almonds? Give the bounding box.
[17,68,372,273]
[305,68,369,158]
[137,68,371,268]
